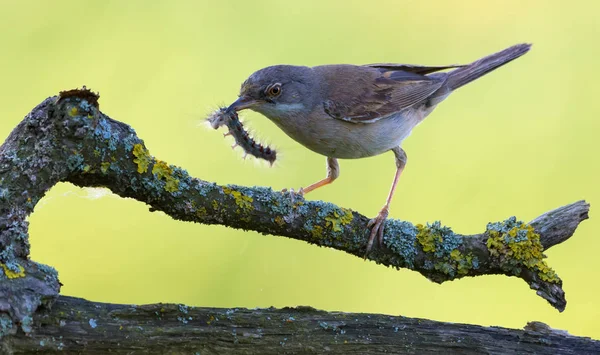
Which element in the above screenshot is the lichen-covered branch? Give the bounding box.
[2,295,599,355]
[0,88,590,336]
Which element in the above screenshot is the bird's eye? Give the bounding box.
[266,83,282,97]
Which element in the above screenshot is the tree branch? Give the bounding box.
[0,88,590,340]
[1,295,599,354]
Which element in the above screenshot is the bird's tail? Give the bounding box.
[446,43,531,90]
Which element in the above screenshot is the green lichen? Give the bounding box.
[1,263,25,279]
[100,162,110,174]
[132,144,151,173]
[486,217,559,283]
[433,261,455,276]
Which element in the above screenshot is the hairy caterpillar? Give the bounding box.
[207,107,277,165]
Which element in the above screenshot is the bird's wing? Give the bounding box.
[322,67,448,124]
[363,63,464,75]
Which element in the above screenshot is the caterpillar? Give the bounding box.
[207,107,277,165]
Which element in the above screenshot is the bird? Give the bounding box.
[225,43,531,253]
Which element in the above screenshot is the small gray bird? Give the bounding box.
[225,43,531,253]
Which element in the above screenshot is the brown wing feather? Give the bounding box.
[323,68,447,123]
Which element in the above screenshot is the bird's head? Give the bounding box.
[226,65,318,121]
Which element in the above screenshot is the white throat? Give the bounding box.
[254,103,306,121]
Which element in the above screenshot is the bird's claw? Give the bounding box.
[281,187,304,204]
[365,206,389,256]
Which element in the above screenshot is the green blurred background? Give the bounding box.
[1,0,598,339]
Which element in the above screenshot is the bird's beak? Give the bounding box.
[226,96,262,114]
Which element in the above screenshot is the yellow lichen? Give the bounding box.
[132,144,151,174]
[93,149,101,157]
[416,224,441,253]
[325,208,354,232]
[1,263,25,279]
[274,216,286,227]
[340,208,353,225]
[212,200,219,210]
[450,249,474,276]
[152,160,172,180]
[196,207,208,218]
[69,106,78,117]
[164,177,180,193]
[311,225,324,239]
[100,162,110,174]
[151,160,180,192]
[82,164,91,173]
[450,249,461,260]
[486,233,504,257]
[486,223,560,283]
[222,187,253,211]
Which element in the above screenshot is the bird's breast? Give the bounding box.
[269,108,427,159]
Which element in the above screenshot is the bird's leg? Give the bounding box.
[282,157,339,198]
[366,147,406,254]
[302,157,339,195]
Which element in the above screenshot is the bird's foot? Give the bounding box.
[365,206,389,255]
[281,187,304,204]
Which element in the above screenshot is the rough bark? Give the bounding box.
[0,88,592,352]
[2,295,599,354]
